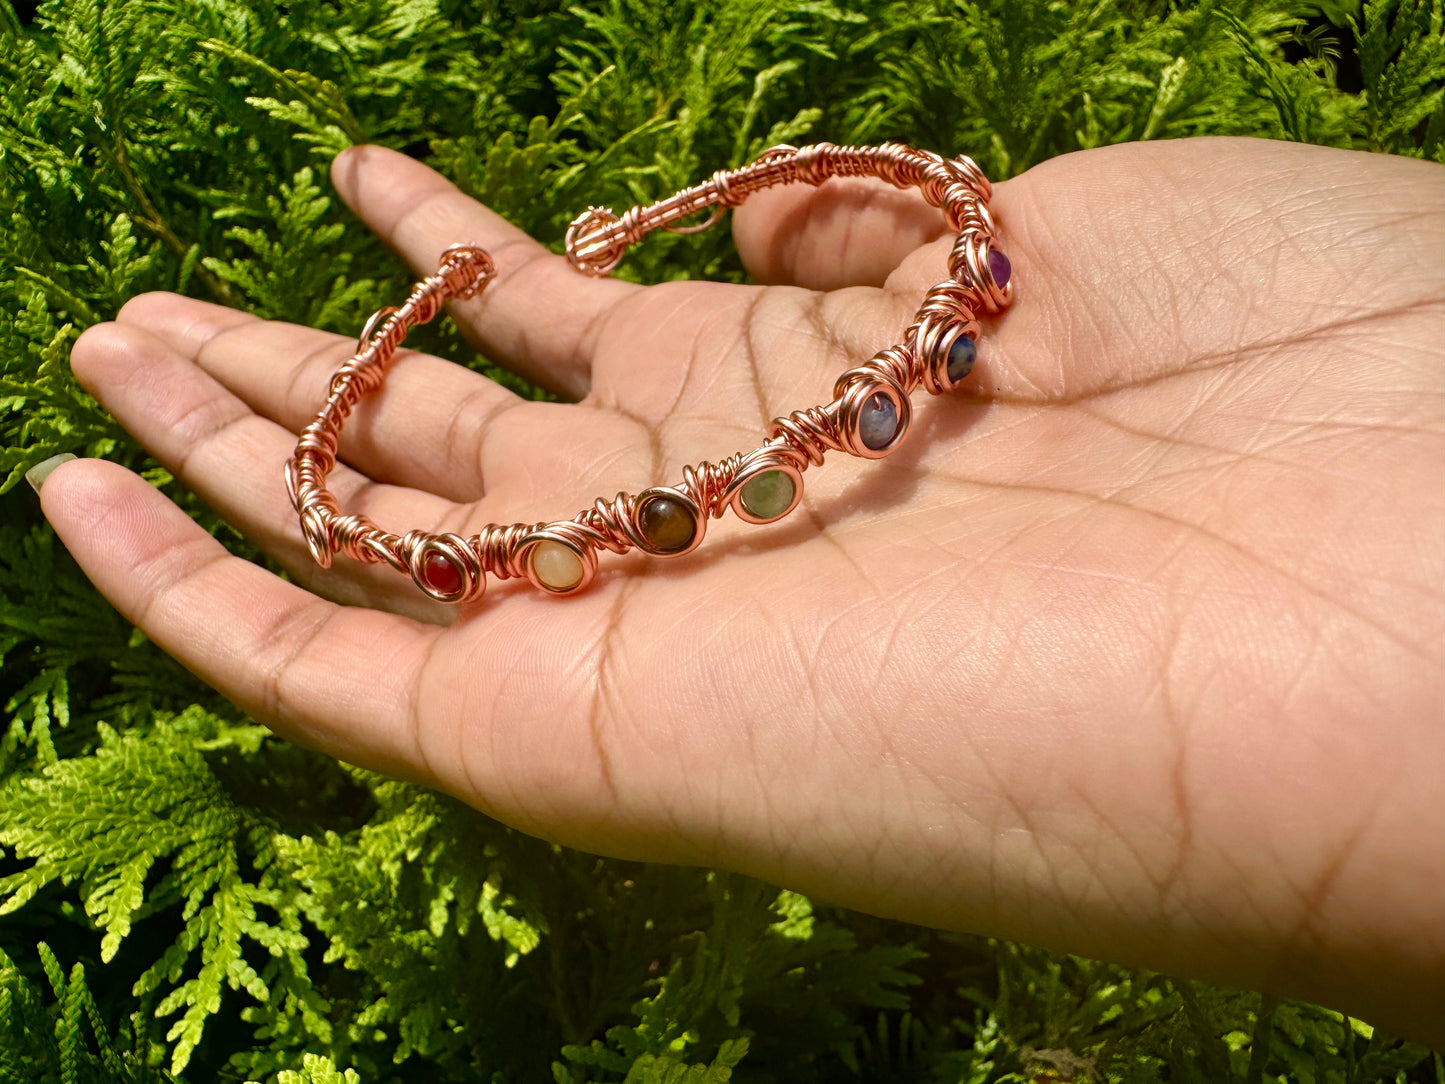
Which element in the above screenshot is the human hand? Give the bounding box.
[41,136,1444,1043]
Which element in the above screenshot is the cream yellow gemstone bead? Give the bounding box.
[531,540,585,593]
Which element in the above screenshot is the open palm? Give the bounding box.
[46,136,1444,1042]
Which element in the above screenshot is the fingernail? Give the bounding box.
[26,453,77,494]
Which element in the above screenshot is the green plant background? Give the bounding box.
[1,0,1442,1080]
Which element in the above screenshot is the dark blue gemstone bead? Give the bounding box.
[859,392,899,450]
[946,334,976,383]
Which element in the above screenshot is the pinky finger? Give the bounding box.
[40,458,439,784]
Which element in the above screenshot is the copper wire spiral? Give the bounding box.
[767,405,847,468]
[290,143,1013,603]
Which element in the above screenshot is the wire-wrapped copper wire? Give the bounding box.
[290,144,1014,603]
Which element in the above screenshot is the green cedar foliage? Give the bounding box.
[0,0,1441,1080]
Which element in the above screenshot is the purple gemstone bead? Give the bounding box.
[988,247,1011,288]
[859,392,900,450]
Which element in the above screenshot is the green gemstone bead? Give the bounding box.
[739,470,796,520]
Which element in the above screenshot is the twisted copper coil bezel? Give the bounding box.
[722,450,807,525]
[406,531,484,603]
[912,282,985,396]
[833,375,912,460]
[628,486,707,557]
[518,524,599,596]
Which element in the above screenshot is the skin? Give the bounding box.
[40,136,1443,1045]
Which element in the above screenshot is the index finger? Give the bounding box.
[331,145,641,401]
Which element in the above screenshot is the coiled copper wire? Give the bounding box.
[290,144,1014,603]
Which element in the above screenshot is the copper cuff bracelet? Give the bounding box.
[288,141,1015,603]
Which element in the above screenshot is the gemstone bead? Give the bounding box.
[739,470,795,520]
[421,551,464,596]
[946,334,976,383]
[638,495,696,553]
[988,247,1011,288]
[532,540,584,592]
[858,392,900,451]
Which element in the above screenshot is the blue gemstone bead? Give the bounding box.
[859,392,899,450]
[946,334,976,383]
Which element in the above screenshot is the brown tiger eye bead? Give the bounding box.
[638,495,696,554]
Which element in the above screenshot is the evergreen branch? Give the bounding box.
[96,128,236,307]
[0,0,21,40]
[0,717,320,1074]
[0,942,167,1083]
[197,38,367,147]
[263,1052,364,1084]
[1216,6,1312,141]
[14,267,100,326]
[1245,993,1279,1084]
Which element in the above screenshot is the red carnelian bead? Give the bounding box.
[421,552,464,596]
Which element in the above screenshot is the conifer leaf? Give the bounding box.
[1,942,165,1083]
[243,96,352,154]
[619,1037,750,1084]
[200,166,375,329]
[0,718,319,1074]
[1352,0,1445,155]
[263,1050,364,1083]
[5,669,68,767]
